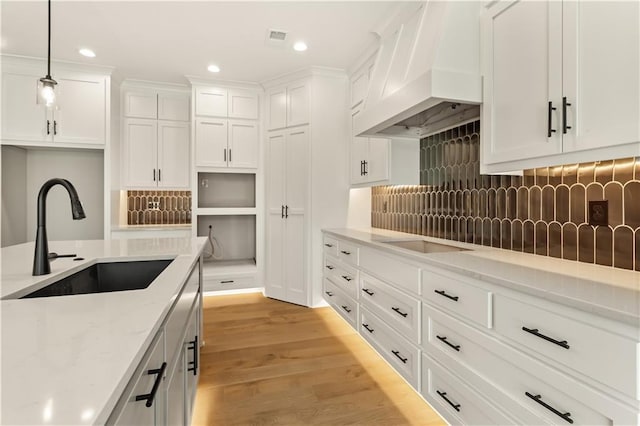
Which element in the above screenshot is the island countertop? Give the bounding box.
[0,237,206,425]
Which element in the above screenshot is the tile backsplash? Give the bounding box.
[371,120,640,271]
[127,190,191,225]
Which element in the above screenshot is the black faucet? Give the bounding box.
[33,178,86,276]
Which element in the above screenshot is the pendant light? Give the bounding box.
[39,0,57,107]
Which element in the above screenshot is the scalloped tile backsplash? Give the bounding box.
[127,190,191,225]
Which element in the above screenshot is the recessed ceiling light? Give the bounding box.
[293,41,307,52]
[78,48,96,58]
[207,64,220,73]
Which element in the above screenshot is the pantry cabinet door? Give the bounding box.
[157,121,190,188]
[265,131,287,300]
[286,81,309,128]
[228,120,258,169]
[123,118,158,188]
[195,118,228,168]
[267,87,287,130]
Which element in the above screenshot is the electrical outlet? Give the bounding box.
[147,201,160,210]
[588,200,608,226]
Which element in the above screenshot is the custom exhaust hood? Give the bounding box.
[354,1,482,139]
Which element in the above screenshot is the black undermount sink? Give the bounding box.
[21,259,173,299]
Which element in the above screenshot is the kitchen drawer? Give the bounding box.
[422,354,516,426]
[359,306,420,389]
[205,276,255,291]
[359,272,420,344]
[324,278,357,328]
[323,235,339,258]
[359,247,420,294]
[494,293,640,399]
[337,240,359,267]
[324,256,358,299]
[422,265,492,328]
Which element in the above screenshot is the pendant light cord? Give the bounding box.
[46,0,51,78]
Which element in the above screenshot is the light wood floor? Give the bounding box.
[191,293,445,425]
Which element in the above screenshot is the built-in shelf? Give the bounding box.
[202,258,257,278]
[195,207,256,216]
[197,172,256,208]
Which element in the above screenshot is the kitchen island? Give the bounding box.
[1,237,205,425]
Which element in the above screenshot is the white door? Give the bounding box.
[195,87,227,117]
[124,91,157,119]
[124,118,158,188]
[265,131,286,301]
[165,350,186,426]
[54,75,106,145]
[228,120,258,169]
[267,88,287,130]
[157,121,190,188]
[228,89,258,119]
[286,81,309,128]
[350,108,368,185]
[1,71,48,143]
[366,137,390,183]
[184,305,199,423]
[482,0,562,164]
[195,118,228,168]
[561,1,640,152]
[158,93,189,122]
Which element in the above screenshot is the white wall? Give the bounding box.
[346,187,372,228]
[1,146,27,247]
[25,149,104,241]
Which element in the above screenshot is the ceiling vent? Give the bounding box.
[268,29,287,42]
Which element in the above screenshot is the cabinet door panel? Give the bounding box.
[350,108,368,184]
[195,118,228,167]
[285,128,309,212]
[158,93,189,121]
[268,88,287,130]
[124,118,157,188]
[562,1,640,152]
[124,91,157,119]
[266,213,286,301]
[286,82,309,127]
[158,121,190,188]
[228,89,258,119]
[55,75,106,145]
[366,138,390,183]
[195,87,227,117]
[228,120,258,168]
[284,213,306,306]
[184,304,199,422]
[267,132,286,211]
[166,350,186,426]
[1,72,48,143]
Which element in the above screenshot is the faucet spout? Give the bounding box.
[33,178,86,276]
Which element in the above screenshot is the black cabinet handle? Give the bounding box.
[391,350,407,364]
[362,288,375,296]
[434,289,459,301]
[220,280,234,284]
[135,362,167,408]
[525,392,573,424]
[187,336,199,376]
[436,390,461,412]
[562,97,572,134]
[281,205,284,218]
[324,243,333,247]
[391,307,408,318]
[341,275,352,282]
[285,205,288,218]
[436,335,461,352]
[362,323,374,333]
[325,265,335,270]
[340,250,351,255]
[364,160,368,175]
[341,305,352,313]
[224,148,227,162]
[325,291,334,297]
[53,120,57,135]
[229,149,232,162]
[153,169,156,181]
[522,326,570,349]
[547,101,557,137]
[158,169,161,182]
[46,120,51,135]
[360,160,364,176]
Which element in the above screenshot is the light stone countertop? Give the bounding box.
[111,224,192,232]
[323,228,640,326]
[0,237,206,425]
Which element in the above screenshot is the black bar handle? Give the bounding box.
[547,102,557,137]
[224,148,227,162]
[53,120,57,135]
[325,291,333,297]
[341,305,352,313]
[281,205,284,218]
[525,392,573,424]
[187,336,199,375]
[391,350,408,364]
[325,265,335,270]
[285,205,288,218]
[562,97,572,134]
[135,362,167,408]
[364,160,368,175]
[153,169,156,181]
[158,169,161,182]
[434,289,459,301]
[360,160,364,176]
[362,288,375,296]
[391,307,408,318]
[229,149,231,163]
[362,323,374,333]
[324,243,333,247]
[436,335,461,352]
[522,326,570,349]
[46,120,51,135]
[220,280,234,284]
[340,250,351,255]
[436,390,461,412]
[341,275,352,282]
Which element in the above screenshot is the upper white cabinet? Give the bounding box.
[124,91,157,119]
[123,89,189,121]
[194,87,258,119]
[158,93,190,121]
[482,0,640,172]
[350,55,375,109]
[194,118,258,169]
[266,79,309,130]
[1,58,109,148]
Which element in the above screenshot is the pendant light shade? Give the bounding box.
[39,0,57,107]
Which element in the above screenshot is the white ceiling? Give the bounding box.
[0,1,403,85]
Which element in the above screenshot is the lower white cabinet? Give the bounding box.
[165,348,186,426]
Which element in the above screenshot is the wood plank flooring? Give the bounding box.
[191,293,445,425]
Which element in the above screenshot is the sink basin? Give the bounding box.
[21,259,173,299]
[382,240,468,254]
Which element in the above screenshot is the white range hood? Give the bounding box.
[355,1,482,138]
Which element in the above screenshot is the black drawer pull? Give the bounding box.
[340,250,351,255]
[341,275,353,282]
[522,327,570,349]
[547,101,557,137]
[220,280,234,284]
[341,305,352,313]
[391,307,408,318]
[436,335,460,352]
[325,291,334,297]
[325,265,335,270]
[362,323,374,333]
[434,289,459,301]
[525,392,573,424]
[135,362,167,408]
[391,350,407,364]
[436,390,461,412]
[324,243,333,247]
[187,336,199,375]
[362,288,375,296]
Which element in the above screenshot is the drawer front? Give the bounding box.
[337,240,359,267]
[422,266,492,328]
[324,278,357,327]
[324,256,358,299]
[165,261,200,366]
[359,272,420,344]
[323,235,339,258]
[359,306,420,389]
[205,276,255,291]
[424,305,617,426]
[494,293,640,399]
[422,354,516,426]
[360,247,420,294]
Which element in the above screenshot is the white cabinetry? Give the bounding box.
[195,87,258,119]
[482,0,640,172]
[266,79,309,130]
[195,118,258,169]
